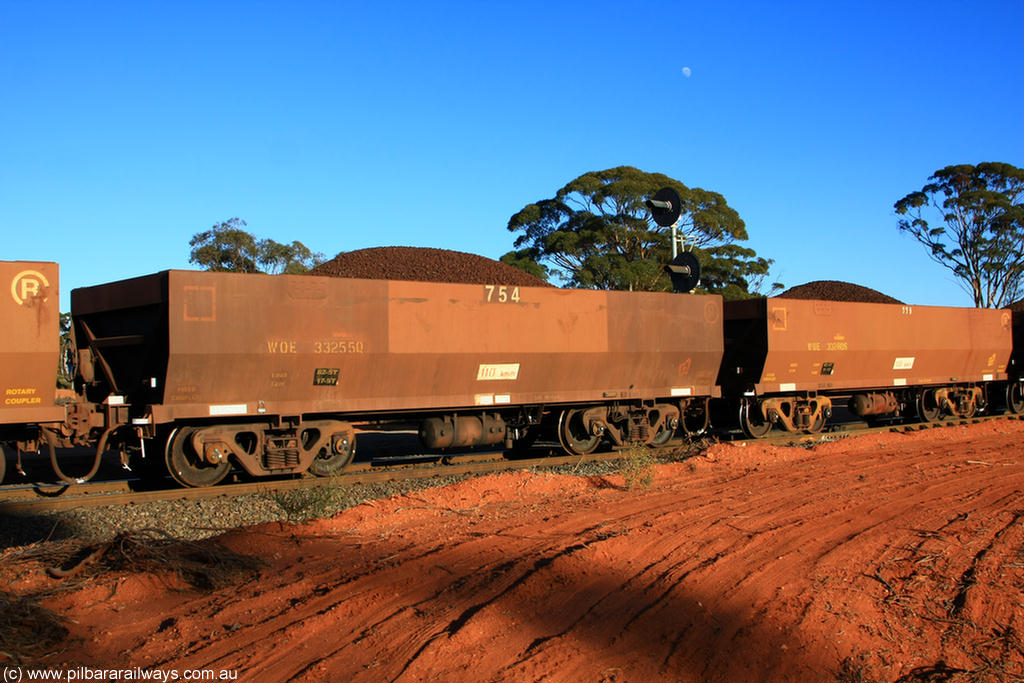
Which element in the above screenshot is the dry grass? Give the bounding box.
[0,590,68,664]
[44,528,263,590]
[0,529,262,664]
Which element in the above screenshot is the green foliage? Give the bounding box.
[272,483,341,523]
[620,445,655,490]
[189,218,260,272]
[696,243,780,301]
[894,162,1024,308]
[503,166,782,298]
[58,312,73,389]
[189,218,325,274]
[499,248,550,281]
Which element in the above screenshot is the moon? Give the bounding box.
[682,66,692,78]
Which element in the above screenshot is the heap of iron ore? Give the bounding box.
[311,246,551,287]
[778,280,904,305]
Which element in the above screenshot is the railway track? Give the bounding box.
[2,414,1021,515]
[0,445,627,514]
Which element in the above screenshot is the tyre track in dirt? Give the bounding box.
[11,420,1024,682]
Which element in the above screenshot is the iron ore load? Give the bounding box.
[2,234,1024,489]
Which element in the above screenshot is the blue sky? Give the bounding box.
[2,1,1022,310]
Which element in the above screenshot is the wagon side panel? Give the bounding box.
[153,272,723,422]
[0,261,63,425]
[753,299,1011,394]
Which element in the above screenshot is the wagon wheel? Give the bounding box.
[802,403,827,436]
[308,428,356,477]
[805,410,827,434]
[739,400,772,438]
[557,409,601,456]
[165,426,231,487]
[1008,382,1024,415]
[649,424,676,446]
[646,409,677,446]
[916,390,942,423]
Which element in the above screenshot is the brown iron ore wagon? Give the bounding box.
[719,297,1016,436]
[0,261,65,483]
[71,270,724,486]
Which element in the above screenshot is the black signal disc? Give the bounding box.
[665,251,701,292]
[647,187,682,227]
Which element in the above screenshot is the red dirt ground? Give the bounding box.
[5,420,1024,682]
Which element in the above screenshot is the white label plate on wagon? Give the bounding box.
[477,363,520,381]
[209,403,248,416]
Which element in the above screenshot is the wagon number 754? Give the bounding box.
[484,285,520,303]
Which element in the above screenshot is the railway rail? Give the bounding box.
[0,447,610,514]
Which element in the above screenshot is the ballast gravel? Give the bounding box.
[0,458,636,549]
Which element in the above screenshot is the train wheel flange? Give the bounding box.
[739,401,771,438]
[647,408,679,447]
[649,423,676,447]
[917,390,942,423]
[165,426,231,487]
[309,429,356,477]
[1008,382,1024,415]
[557,409,601,456]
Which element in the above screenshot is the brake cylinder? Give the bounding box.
[849,392,899,417]
[419,414,507,449]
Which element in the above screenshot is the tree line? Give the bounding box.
[190,163,1024,308]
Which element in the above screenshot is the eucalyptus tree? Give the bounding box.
[895,162,1024,308]
[189,218,324,274]
[503,166,780,298]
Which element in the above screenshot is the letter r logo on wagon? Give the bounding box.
[10,270,50,305]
